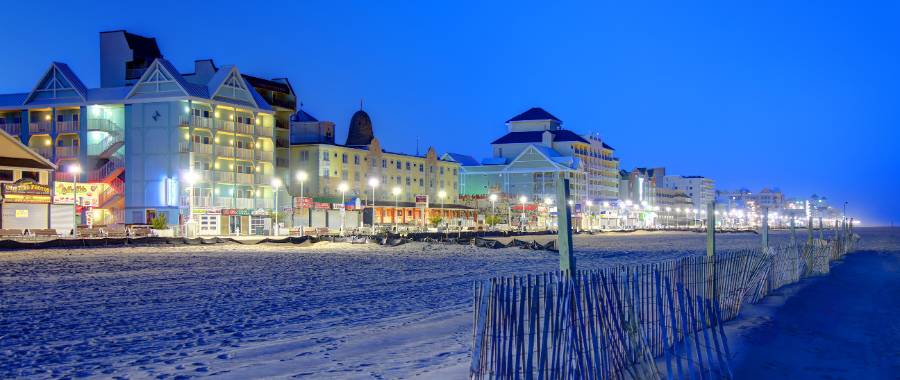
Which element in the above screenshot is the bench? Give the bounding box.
[105,226,129,238]
[30,229,59,239]
[0,229,24,239]
[77,227,104,238]
[130,227,152,238]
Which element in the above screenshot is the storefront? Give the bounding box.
[1,179,52,230]
[191,208,273,236]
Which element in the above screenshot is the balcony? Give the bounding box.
[255,150,274,161]
[214,119,235,132]
[235,198,255,209]
[179,142,213,155]
[89,134,124,158]
[89,156,124,182]
[214,171,234,183]
[57,120,80,134]
[1,123,21,136]
[235,121,254,135]
[88,118,121,134]
[235,173,254,185]
[256,199,274,209]
[255,125,273,137]
[179,115,214,129]
[182,196,212,208]
[235,148,253,161]
[216,146,234,158]
[276,137,289,148]
[32,146,52,159]
[29,121,52,134]
[56,146,79,159]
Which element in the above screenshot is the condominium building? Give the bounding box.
[663,175,715,210]
[0,31,285,235]
[289,108,469,227]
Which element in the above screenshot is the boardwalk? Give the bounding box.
[732,250,900,379]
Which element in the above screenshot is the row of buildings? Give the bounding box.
[0,30,839,234]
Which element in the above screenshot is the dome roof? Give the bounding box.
[346,109,374,146]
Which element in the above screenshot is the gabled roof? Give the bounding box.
[442,152,481,166]
[506,107,561,123]
[0,129,56,170]
[291,109,319,122]
[126,58,192,99]
[25,62,88,104]
[507,144,579,171]
[490,130,590,145]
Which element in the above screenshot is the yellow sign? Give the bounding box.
[3,179,51,204]
[53,181,104,206]
[4,193,52,204]
[15,209,28,218]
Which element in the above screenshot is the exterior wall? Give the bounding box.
[289,144,461,203]
[663,176,715,209]
[124,101,183,224]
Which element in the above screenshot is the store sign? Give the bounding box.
[293,197,313,208]
[53,181,102,206]
[3,180,51,204]
[15,209,28,218]
[415,194,429,208]
[314,202,330,209]
[332,203,345,210]
[192,208,222,215]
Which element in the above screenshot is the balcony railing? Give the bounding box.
[235,122,254,135]
[88,134,123,157]
[29,121,52,134]
[179,115,214,129]
[32,146,52,159]
[255,150,274,161]
[88,118,120,134]
[235,198,254,209]
[235,148,253,161]
[214,119,235,132]
[255,125,273,137]
[56,146,79,158]
[182,196,212,208]
[57,120,80,134]
[89,156,123,182]
[235,173,254,185]
[1,123,21,135]
[214,171,234,183]
[179,142,213,155]
[216,147,235,158]
[256,199,274,209]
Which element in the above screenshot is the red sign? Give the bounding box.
[511,204,538,211]
[314,202,330,209]
[293,197,313,208]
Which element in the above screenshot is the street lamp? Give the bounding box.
[183,170,199,237]
[519,195,528,231]
[368,177,380,230]
[488,193,498,215]
[544,197,554,230]
[392,186,402,232]
[296,170,308,236]
[68,164,82,236]
[586,200,594,231]
[438,189,447,228]
[271,177,282,236]
[338,181,349,236]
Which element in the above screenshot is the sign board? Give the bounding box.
[314,202,330,209]
[293,197,313,209]
[53,181,103,206]
[332,203,345,210]
[415,194,429,208]
[3,180,51,204]
[15,209,28,218]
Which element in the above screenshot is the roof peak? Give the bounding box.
[506,107,562,123]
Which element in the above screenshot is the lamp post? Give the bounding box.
[488,193,498,230]
[368,177,380,230]
[438,189,447,229]
[271,178,282,236]
[338,182,348,236]
[544,197,553,231]
[519,195,528,231]
[296,170,308,236]
[586,200,594,231]
[183,170,198,237]
[392,186,401,232]
[68,164,82,236]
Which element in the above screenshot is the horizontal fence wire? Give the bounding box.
[471,232,859,380]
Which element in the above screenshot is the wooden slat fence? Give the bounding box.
[471,233,858,379]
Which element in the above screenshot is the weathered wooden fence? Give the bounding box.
[470,234,858,379]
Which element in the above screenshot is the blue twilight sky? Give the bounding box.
[0,1,897,225]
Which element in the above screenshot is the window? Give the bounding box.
[396,161,401,169]
[396,177,401,184]
[342,154,348,164]
[0,170,12,181]
[322,151,330,161]
[419,178,423,186]
[354,155,360,165]
[72,114,78,122]
[406,177,411,186]
[202,136,210,144]
[300,151,309,161]
[382,159,387,168]
[57,114,64,122]
[203,110,210,118]
[21,171,39,181]
[440,167,444,175]
[419,164,423,172]
[406,162,411,170]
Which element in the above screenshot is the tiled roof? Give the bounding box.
[245,78,273,111]
[292,109,319,122]
[506,107,561,123]
[490,130,590,145]
[443,153,480,166]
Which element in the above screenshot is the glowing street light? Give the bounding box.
[295,170,308,236]
[338,181,349,236]
[519,196,528,230]
[392,186,402,231]
[438,189,447,228]
[68,164,82,236]
[488,193,498,216]
[271,177,282,236]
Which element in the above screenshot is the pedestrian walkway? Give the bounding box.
[732,250,900,379]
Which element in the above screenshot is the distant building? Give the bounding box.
[663,175,715,210]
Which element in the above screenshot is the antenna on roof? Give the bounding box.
[416,136,420,156]
[360,98,364,110]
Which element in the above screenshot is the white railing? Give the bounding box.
[255,150,274,161]
[29,121,52,134]
[235,198,255,209]
[89,156,123,181]
[89,134,122,156]
[235,173,254,184]
[87,118,120,134]
[255,125,273,137]
[1,123,21,135]
[235,122,254,135]
[214,119,235,132]
[235,148,253,160]
[179,115,214,129]
[214,171,234,183]
[216,147,234,158]
[179,143,213,155]
[256,199,274,209]
[57,120,80,133]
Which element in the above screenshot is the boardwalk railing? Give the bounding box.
[470,233,858,379]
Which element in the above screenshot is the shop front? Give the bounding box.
[1,179,52,230]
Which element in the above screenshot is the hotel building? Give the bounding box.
[0,31,286,235]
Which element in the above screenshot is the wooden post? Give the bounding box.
[556,178,575,273]
[807,216,814,244]
[849,217,854,235]
[761,206,769,250]
[789,216,797,246]
[818,217,824,241]
[706,201,716,257]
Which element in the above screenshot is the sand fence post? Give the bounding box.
[557,178,575,274]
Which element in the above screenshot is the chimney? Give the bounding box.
[542,130,553,147]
